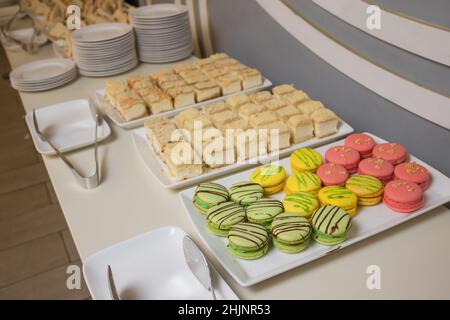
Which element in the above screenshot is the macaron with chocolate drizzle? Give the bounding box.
[229,181,264,206]
[193,182,230,214]
[271,213,312,253]
[227,222,270,259]
[206,201,246,237]
[310,205,352,245]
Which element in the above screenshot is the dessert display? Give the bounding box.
[271,214,312,253]
[25,0,132,58]
[310,206,352,245]
[227,223,270,259]
[104,53,265,122]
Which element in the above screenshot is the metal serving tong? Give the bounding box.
[32,100,102,189]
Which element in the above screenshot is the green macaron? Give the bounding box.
[246,199,284,229]
[271,213,312,253]
[206,201,246,237]
[310,206,352,246]
[193,182,230,214]
[229,181,264,206]
[227,222,269,260]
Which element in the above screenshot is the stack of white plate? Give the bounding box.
[71,23,138,77]
[10,58,77,92]
[130,4,193,63]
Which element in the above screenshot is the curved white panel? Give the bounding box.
[198,0,214,56]
[256,0,450,130]
[312,0,450,66]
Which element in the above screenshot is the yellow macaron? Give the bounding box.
[345,175,383,206]
[318,186,358,216]
[282,192,319,218]
[250,165,286,195]
[284,171,321,195]
[290,148,323,173]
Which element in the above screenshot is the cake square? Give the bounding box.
[160,79,187,91]
[215,73,242,95]
[146,122,178,154]
[173,109,201,128]
[310,108,339,138]
[104,80,128,107]
[203,101,229,116]
[287,115,314,144]
[226,93,251,112]
[272,84,295,97]
[283,90,310,106]
[263,97,289,111]
[173,63,197,74]
[162,142,203,180]
[210,110,238,127]
[275,105,300,122]
[166,86,195,108]
[263,121,291,152]
[236,68,263,89]
[235,129,267,161]
[238,103,266,122]
[139,89,173,114]
[193,81,221,102]
[297,100,325,115]
[249,111,278,128]
[249,91,272,104]
[209,53,229,60]
[115,91,148,121]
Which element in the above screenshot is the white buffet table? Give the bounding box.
[6,44,450,299]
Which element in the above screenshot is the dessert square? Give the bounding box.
[173,63,197,74]
[104,80,128,107]
[174,109,201,128]
[166,86,196,108]
[210,110,238,127]
[263,97,289,111]
[263,121,291,152]
[139,89,173,114]
[215,73,242,95]
[162,142,203,180]
[297,100,325,115]
[287,115,314,144]
[236,68,263,89]
[193,81,221,102]
[283,90,310,106]
[235,129,267,161]
[249,111,278,128]
[275,105,300,122]
[160,79,187,91]
[115,91,148,121]
[249,91,272,104]
[310,108,339,138]
[203,101,229,116]
[272,84,296,97]
[146,122,178,154]
[238,103,266,122]
[226,93,251,112]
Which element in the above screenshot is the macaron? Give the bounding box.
[229,181,264,206]
[394,162,431,191]
[271,213,312,254]
[250,164,286,195]
[318,186,358,216]
[284,171,321,195]
[383,180,424,213]
[358,157,394,184]
[192,182,230,214]
[227,222,269,259]
[290,148,323,173]
[325,146,361,174]
[345,175,383,206]
[373,143,408,165]
[206,201,246,237]
[344,133,376,159]
[316,163,349,186]
[311,206,352,245]
[246,199,284,229]
[282,192,319,218]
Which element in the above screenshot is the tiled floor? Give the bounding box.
[0,47,90,299]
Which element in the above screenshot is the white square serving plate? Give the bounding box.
[25,99,111,155]
[83,226,239,300]
[179,133,450,287]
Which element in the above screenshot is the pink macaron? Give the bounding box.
[394,162,431,191]
[383,180,424,213]
[325,146,360,174]
[372,143,408,165]
[358,158,394,184]
[316,163,349,186]
[344,133,376,159]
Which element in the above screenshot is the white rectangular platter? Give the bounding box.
[132,121,354,190]
[25,99,111,155]
[178,133,450,286]
[83,225,239,300]
[94,78,272,129]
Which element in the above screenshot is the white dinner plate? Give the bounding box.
[25,99,111,155]
[130,4,188,19]
[132,121,353,190]
[10,58,75,82]
[94,78,273,129]
[71,23,132,43]
[178,133,450,286]
[83,226,239,300]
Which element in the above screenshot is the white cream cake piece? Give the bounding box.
[272,84,296,97]
[249,91,272,104]
[226,93,251,113]
[263,120,291,152]
[238,103,266,122]
[310,108,339,138]
[202,101,229,117]
[235,129,267,161]
[236,68,263,89]
[249,111,278,128]
[287,114,314,144]
[283,90,310,106]
[274,105,300,122]
[162,142,203,180]
[215,73,242,95]
[165,86,195,108]
[115,91,148,121]
[193,81,221,102]
[173,109,201,128]
[297,100,325,116]
[263,97,289,111]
